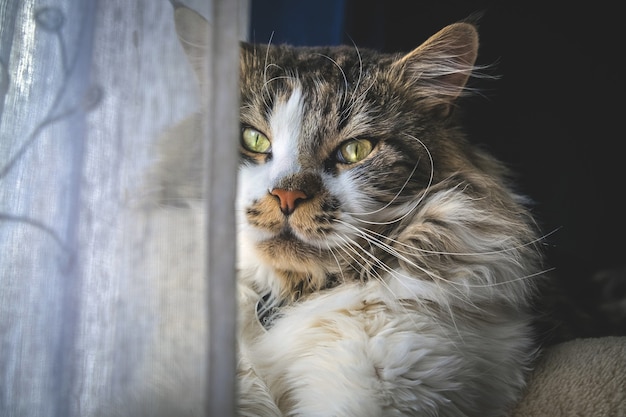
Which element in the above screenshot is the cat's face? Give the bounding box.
[168,8,540,307]
[236,25,480,297]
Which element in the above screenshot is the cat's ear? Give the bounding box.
[391,22,479,116]
[173,5,211,88]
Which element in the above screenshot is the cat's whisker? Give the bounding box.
[338,41,364,115]
[337,234,397,281]
[343,134,434,225]
[312,53,349,108]
[261,32,275,82]
[325,244,347,284]
[334,237,414,309]
[336,232,408,285]
[319,230,352,284]
[260,72,299,114]
[335,218,544,293]
[262,75,295,92]
[333,231,382,274]
[333,234,377,279]
[336,233,453,331]
[339,222,449,285]
[338,77,376,128]
[351,43,363,102]
[261,34,273,109]
[348,221,559,258]
[345,157,420,218]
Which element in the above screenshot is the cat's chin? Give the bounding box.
[245,224,321,251]
[257,230,319,257]
[243,232,334,297]
[250,231,333,275]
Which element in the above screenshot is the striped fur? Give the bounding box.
[172,8,546,416]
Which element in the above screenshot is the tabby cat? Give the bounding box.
[164,7,546,417]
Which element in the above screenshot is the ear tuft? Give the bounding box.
[391,22,479,114]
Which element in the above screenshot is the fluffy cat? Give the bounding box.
[160,7,547,417]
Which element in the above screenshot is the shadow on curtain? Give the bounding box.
[0,0,243,415]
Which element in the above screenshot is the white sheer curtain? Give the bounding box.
[0,0,245,415]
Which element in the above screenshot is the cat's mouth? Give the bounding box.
[263,227,321,253]
[245,205,328,247]
[242,189,347,270]
[272,229,302,244]
[242,196,359,296]
[253,228,332,286]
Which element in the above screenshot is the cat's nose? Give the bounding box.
[270,188,309,215]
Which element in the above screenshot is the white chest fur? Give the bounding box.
[237,262,534,417]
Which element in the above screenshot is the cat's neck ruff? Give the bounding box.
[172,7,545,415]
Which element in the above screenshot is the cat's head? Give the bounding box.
[173,7,534,301]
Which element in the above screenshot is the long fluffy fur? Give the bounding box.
[166,7,546,416]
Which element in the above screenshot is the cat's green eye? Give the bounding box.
[337,139,374,164]
[242,127,271,154]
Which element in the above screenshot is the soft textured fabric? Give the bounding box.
[513,337,626,417]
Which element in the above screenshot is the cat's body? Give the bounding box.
[163,7,545,416]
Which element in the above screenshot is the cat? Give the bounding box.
[159,6,547,417]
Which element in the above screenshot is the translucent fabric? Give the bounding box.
[0,0,245,415]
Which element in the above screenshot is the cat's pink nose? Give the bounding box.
[270,188,308,215]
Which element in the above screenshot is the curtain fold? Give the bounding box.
[0,1,245,415]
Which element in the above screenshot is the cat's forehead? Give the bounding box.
[240,43,394,87]
[241,44,378,130]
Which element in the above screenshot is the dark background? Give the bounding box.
[249,1,626,337]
